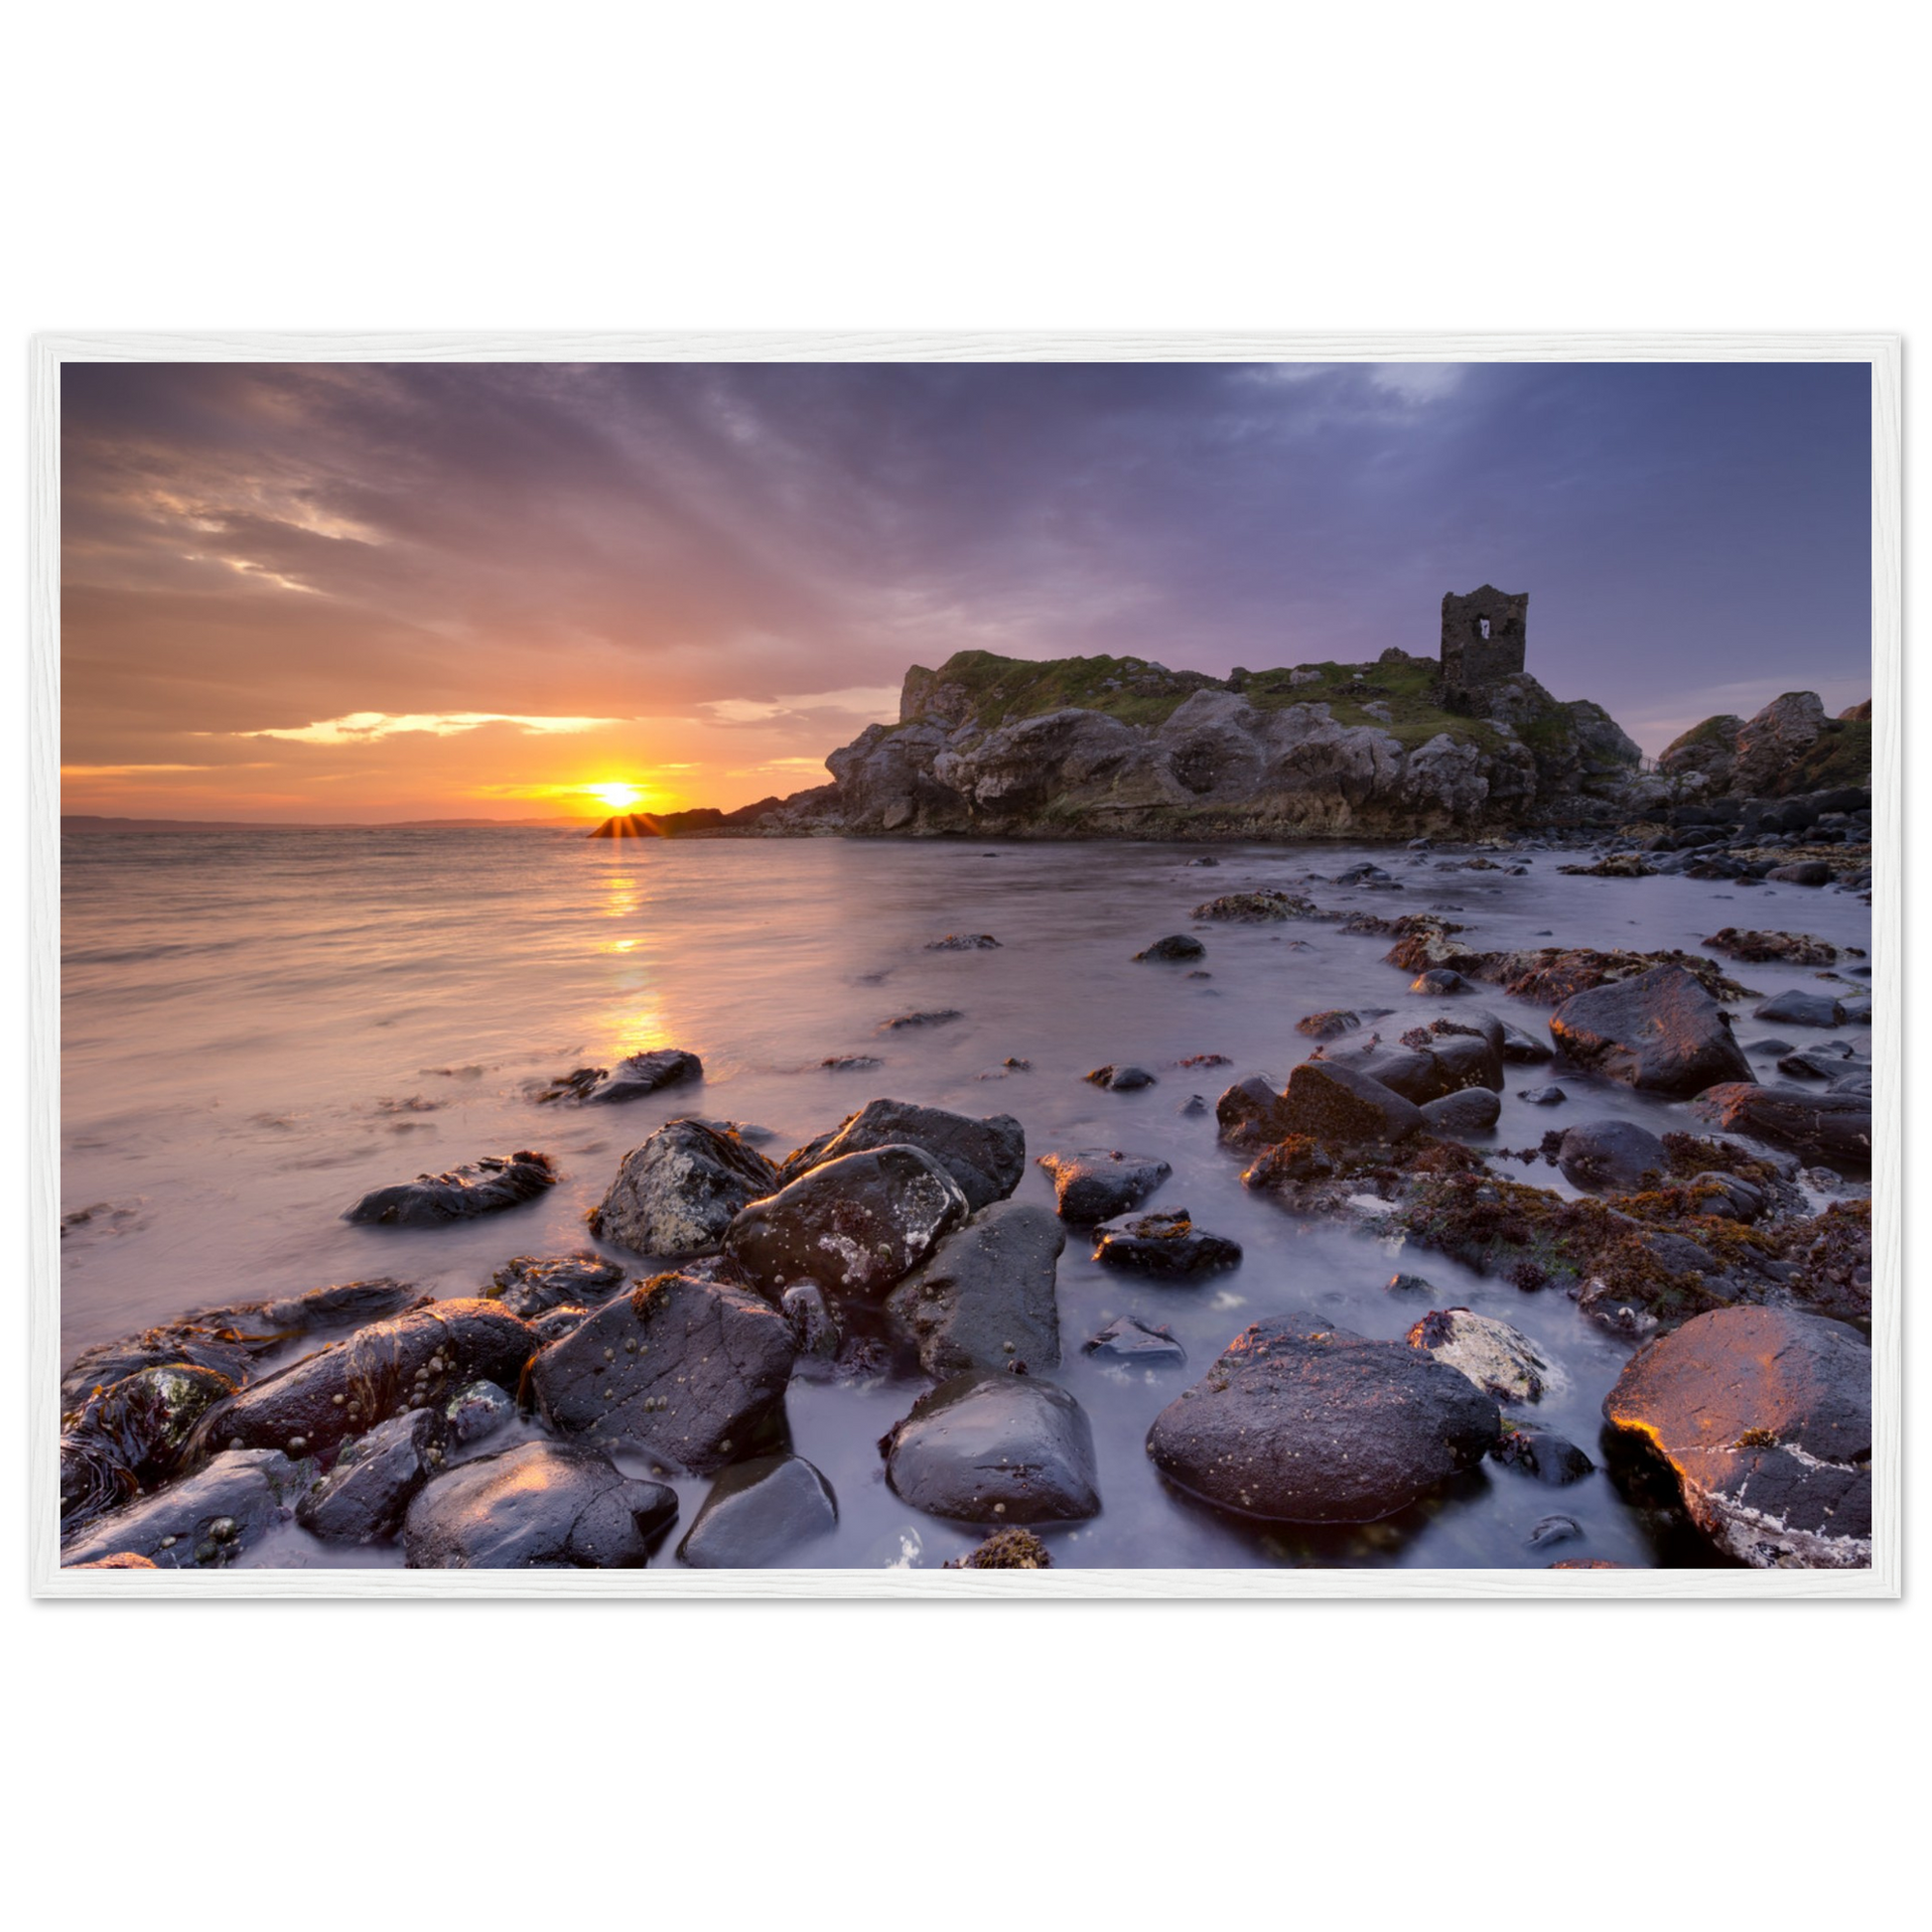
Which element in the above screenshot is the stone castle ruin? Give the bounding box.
[1440,585,1527,712]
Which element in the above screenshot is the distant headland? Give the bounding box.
[591,587,1871,843]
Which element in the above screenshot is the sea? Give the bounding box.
[59,824,1874,1570]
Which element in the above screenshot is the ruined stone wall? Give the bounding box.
[1440,586,1528,709]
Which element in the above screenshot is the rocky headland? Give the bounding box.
[594,637,1870,846]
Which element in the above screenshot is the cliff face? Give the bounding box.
[730,647,1641,841]
[1659,692,1872,799]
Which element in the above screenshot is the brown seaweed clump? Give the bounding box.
[944,1527,1053,1569]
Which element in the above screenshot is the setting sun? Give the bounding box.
[588,781,645,813]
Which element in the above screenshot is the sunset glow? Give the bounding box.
[588,781,646,814]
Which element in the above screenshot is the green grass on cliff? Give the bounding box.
[1785,717,1872,793]
[912,647,1507,751]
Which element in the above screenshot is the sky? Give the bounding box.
[61,358,1873,822]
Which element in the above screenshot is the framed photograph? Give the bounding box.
[31,334,1899,1597]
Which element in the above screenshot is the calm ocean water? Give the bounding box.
[61,826,1872,1570]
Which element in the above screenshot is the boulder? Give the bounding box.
[1082,1315,1186,1367]
[1603,1307,1871,1568]
[1752,990,1845,1029]
[1498,1022,1555,1064]
[780,1282,842,1361]
[1036,1148,1172,1222]
[62,1449,314,1568]
[675,1454,839,1567]
[776,1099,1024,1211]
[724,1145,970,1299]
[188,1277,429,1334]
[925,933,1000,950]
[1766,862,1833,887]
[1549,964,1752,1096]
[344,1152,557,1226]
[1557,1119,1671,1193]
[885,1199,1064,1377]
[1731,692,1828,796]
[1091,1208,1242,1276]
[296,1408,445,1544]
[1135,934,1206,962]
[487,1252,627,1317]
[884,1373,1101,1523]
[188,1300,536,1462]
[1279,1060,1424,1144]
[1404,1308,1564,1403]
[443,1379,517,1444]
[579,1048,704,1104]
[529,1273,796,1475]
[1411,968,1472,996]
[1520,1085,1568,1106]
[1491,1425,1594,1485]
[1146,1319,1500,1523]
[590,1119,780,1258]
[1297,1009,1360,1038]
[402,1442,677,1568]
[1215,1076,1296,1149]
[1691,1083,1871,1169]
[1420,1089,1501,1136]
[61,1362,237,1525]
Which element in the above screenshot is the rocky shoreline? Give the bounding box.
[61,814,1874,1575]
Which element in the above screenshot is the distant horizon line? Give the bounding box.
[61,811,602,832]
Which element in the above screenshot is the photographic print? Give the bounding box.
[37,339,1897,1592]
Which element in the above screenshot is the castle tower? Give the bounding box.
[1440,585,1527,711]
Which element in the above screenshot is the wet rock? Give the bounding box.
[1603,1306,1870,1568]
[1086,1063,1158,1091]
[1279,1060,1424,1144]
[1766,861,1833,887]
[586,1048,704,1105]
[1527,1514,1583,1548]
[942,1526,1052,1568]
[1191,891,1318,922]
[192,1277,430,1334]
[590,1119,780,1258]
[1704,927,1844,966]
[780,1281,842,1361]
[66,1553,157,1570]
[531,1307,593,1345]
[1135,934,1206,962]
[1752,989,1845,1029]
[676,1454,838,1567]
[1410,968,1472,996]
[1405,1308,1563,1403]
[884,1373,1101,1523]
[1743,1036,1795,1057]
[776,1098,1025,1211]
[1420,1088,1501,1136]
[1549,964,1752,1096]
[487,1252,627,1317]
[1685,1172,1769,1223]
[345,1151,558,1226]
[1520,1084,1568,1106]
[1297,1009,1360,1038]
[1385,1274,1438,1295]
[886,1199,1063,1377]
[880,1008,963,1031]
[1777,1044,1856,1081]
[61,1363,237,1523]
[1215,1076,1296,1149]
[1146,1320,1500,1524]
[403,1441,677,1568]
[63,1449,314,1567]
[297,1408,444,1544]
[1178,1093,1208,1117]
[1083,1315,1186,1367]
[725,1145,970,1299]
[444,1379,517,1444]
[530,1272,795,1474]
[189,1300,536,1463]
[1092,1207,1242,1276]
[1557,1119,1671,1193]
[925,933,1000,950]
[1491,1424,1594,1484]
[1036,1148,1172,1222]
[822,1054,884,1072]
[1499,1022,1555,1064]
[1692,1083,1871,1169]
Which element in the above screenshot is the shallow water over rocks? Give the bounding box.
[61,826,1874,1571]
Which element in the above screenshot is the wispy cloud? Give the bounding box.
[699,685,900,727]
[222,711,631,746]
